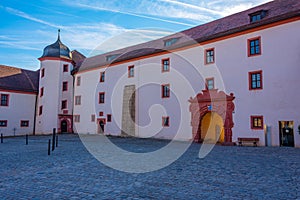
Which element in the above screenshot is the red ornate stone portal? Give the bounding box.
[189,89,235,144]
[58,115,73,133]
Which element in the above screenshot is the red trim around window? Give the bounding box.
[75,96,81,105]
[20,120,29,127]
[128,65,134,78]
[40,87,44,97]
[205,77,215,90]
[99,111,104,116]
[63,64,69,72]
[161,84,170,98]
[62,81,68,91]
[100,71,105,82]
[74,115,80,123]
[162,116,170,127]
[248,70,263,90]
[161,58,170,72]
[0,120,8,127]
[0,94,9,106]
[204,48,215,65]
[250,115,264,129]
[248,36,261,57]
[99,92,105,104]
[61,100,67,110]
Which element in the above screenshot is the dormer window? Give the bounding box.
[249,10,267,23]
[106,54,120,62]
[164,37,180,47]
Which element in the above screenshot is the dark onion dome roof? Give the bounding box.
[40,30,71,59]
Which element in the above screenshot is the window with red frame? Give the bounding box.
[0,94,9,106]
[63,64,68,72]
[99,111,104,116]
[162,116,170,127]
[40,87,44,97]
[107,114,112,122]
[248,37,261,56]
[251,116,263,129]
[61,100,67,110]
[75,96,81,105]
[41,68,45,78]
[162,84,170,98]
[0,120,7,127]
[20,120,29,127]
[206,78,214,90]
[162,58,170,72]
[128,66,134,78]
[249,71,263,90]
[99,92,105,104]
[62,82,68,91]
[205,48,215,64]
[39,106,43,116]
[100,71,105,82]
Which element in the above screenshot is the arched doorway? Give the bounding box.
[200,112,224,143]
[61,120,68,133]
[189,89,235,145]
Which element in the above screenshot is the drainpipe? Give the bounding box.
[33,93,38,135]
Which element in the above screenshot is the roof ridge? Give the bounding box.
[22,70,36,91]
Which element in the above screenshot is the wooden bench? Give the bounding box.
[238,137,259,147]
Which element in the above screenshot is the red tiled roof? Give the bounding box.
[77,0,300,72]
[0,65,39,93]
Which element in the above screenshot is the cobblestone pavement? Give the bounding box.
[0,134,299,199]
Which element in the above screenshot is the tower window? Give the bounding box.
[62,82,68,91]
[41,68,45,78]
[162,116,170,127]
[100,72,105,82]
[162,58,170,72]
[40,87,44,97]
[63,64,68,72]
[39,106,43,116]
[162,84,170,98]
[99,92,105,104]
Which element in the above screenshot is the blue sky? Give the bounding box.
[0,0,271,71]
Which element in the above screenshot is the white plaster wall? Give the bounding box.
[74,20,300,146]
[0,91,36,136]
[36,59,74,134]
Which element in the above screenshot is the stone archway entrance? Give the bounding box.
[200,112,224,143]
[189,89,235,145]
[58,115,73,133]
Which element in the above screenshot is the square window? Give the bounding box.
[128,66,134,78]
[1,94,9,106]
[100,72,105,82]
[41,68,45,78]
[249,71,263,90]
[206,78,215,90]
[99,92,105,104]
[248,37,261,56]
[99,111,104,116]
[75,96,81,105]
[61,100,67,110]
[63,64,68,72]
[76,76,81,86]
[162,116,170,127]
[63,82,68,91]
[162,58,170,72]
[0,120,7,127]
[20,120,29,127]
[39,106,43,116]
[205,48,215,64]
[251,116,264,129]
[74,115,80,123]
[162,84,170,98]
[107,114,112,122]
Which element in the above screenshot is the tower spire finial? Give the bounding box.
[58,29,61,40]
